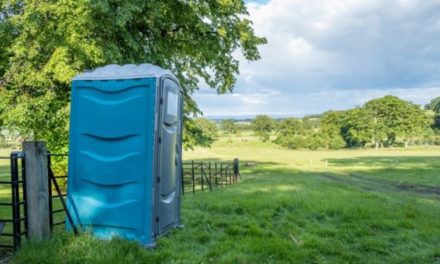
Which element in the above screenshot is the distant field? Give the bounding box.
[7,136,440,263]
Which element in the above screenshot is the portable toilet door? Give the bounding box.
[155,76,183,236]
[67,64,182,247]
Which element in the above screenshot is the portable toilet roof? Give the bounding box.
[73,63,176,80]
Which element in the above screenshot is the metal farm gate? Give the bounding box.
[0,152,27,250]
[0,151,75,253]
[181,159,240,194]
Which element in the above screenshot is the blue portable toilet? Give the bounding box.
[67,64,182,246]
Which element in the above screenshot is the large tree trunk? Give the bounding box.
[375,141,379,150]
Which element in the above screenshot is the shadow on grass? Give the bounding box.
[326,156,440,188]
[328,156,440,170]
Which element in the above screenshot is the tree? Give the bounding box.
[0,1,266,151]
[425,97,440,113]
[364,96,430,148]
[274,118,309,149]
[435,103,440,114]
[194,117,218,141]
[221,119,237,135]
[302,118,321,133]
[341,108,373,147]
[276,118,303,138]
[320,111,350,148]
[251,115,274,142]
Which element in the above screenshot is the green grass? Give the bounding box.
[6,137,440,263]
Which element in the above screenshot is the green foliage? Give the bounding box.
[307,134,326,150]
[364,96,430,148]
[274,96,433,150]
[321,111,352,148]
[433,115,440,134]
[276,135,306,149]
[275,116,345,150]
[435,103,440,114]
[183,118,214,149]
[194,118,218,142]
[327,134,346,150]
[221,119,237,135]
[302,117,321,132]
[251,115,274,142]
[0,0,266,151]
[425,96,440,113]
[426,97,440,133]
[276,118,304,137]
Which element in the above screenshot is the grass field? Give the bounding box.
[5,134,440,263]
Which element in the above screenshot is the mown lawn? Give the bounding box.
[7,136,440,263]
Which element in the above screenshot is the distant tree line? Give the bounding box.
[252,96,439,150]
[189,95,439,150]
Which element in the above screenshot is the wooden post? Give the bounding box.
[23,141,50,240]
[233,158,240,182]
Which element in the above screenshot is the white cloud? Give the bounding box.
[195,0,440,117]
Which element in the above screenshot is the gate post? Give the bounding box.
[23,141,50,240]
[233,158,240,182]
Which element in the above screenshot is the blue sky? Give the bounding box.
[195,0,440,117]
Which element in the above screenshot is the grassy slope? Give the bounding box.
[9,135,440,263]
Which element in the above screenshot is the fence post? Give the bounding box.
[10,152,21,248]
[220,164,223,187]
[47,154,53,231]
[201,161,204,192]
[23,141,50,240]
[192,160,195,194]
[233,158,240,182]
[214,163,218,188]
[208,163,212,190]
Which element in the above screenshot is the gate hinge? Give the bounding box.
[156,217,159,223]
[160,98,164,104]
[157,177,160,183]
[158,137,162,143]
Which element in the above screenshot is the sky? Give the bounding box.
[194,0,440,118]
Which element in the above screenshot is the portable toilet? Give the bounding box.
[67,64,183,247]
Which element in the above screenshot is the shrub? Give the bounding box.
[277,136,307,149]
[308,134,326,150]
[328,135,346,150]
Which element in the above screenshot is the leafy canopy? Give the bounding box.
[274,96,432,150]
[251,115,274,142]
[425,96,440,113]
[221,119,237,134]
[193,117,218,145]
[0,0,266,151]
